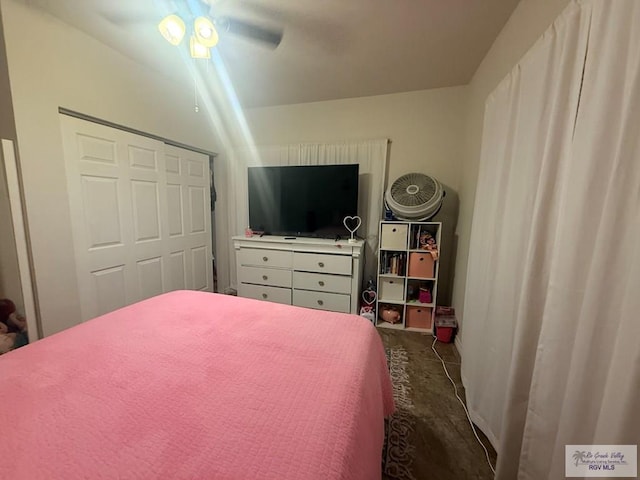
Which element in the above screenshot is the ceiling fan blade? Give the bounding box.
[218,16,283,48]
[101,11,156,26]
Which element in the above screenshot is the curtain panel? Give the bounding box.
[462,1,640,478]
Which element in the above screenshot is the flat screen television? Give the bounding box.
[248,164,359,238]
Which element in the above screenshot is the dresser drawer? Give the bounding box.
[239,284,291,305]
[238,248,292,269]
[239,266,292,288]
[293,252,352,275]
[293,271,351,294]
[292,289,351,314]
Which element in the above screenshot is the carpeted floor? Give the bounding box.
[379,329,497,480]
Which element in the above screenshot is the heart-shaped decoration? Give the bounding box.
[343,215,362,235]
[362,290,377,305]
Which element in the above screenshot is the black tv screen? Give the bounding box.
[248,164,359,238]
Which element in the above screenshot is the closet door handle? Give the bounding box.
[318,281,325,287]
[262,293,268,299]
[262,275,268,281]
[317,300,324,306]
[318,262,325,268]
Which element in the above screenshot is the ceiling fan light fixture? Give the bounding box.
[194,16,219,48]
[189,35,211,59]
[158,14,186,46]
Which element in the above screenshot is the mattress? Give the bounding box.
[0,291,394,479]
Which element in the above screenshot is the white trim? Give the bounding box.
[1,139,39,340]
[454,334,463,358]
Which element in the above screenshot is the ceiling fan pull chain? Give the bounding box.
[194,74,199,113]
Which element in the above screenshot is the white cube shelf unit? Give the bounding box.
[376,221,442,332]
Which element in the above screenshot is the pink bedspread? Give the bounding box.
[0,291,394,479]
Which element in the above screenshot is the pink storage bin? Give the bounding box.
[406,306,432,329]
[408,252,435,278]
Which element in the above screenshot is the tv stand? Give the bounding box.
[233,235,365,314]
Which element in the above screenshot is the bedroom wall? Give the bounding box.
[452,0,572,346]
[0,7,23,314]
[0,0,221,336]
[243,87,468,192]
[242,88,468,304]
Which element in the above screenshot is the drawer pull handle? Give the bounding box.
[263,256,268,262]
[318,262,325,268]
[318,281,325,287]
[317,300,324,306]
[390,280,394,284]
[262,275,268,281]
[262,293,268,299]
[392,228,397,232]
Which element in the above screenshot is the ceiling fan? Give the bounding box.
[109,0,284,58]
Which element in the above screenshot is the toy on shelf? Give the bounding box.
[379,304,402,324]
[419,287,432,304]
[419,231,439,261]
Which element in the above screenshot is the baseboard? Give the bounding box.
[454,335,463,359]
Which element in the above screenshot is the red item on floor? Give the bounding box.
[436,326,454,343]
[435,307,457,343]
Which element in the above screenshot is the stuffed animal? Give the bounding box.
[359,305,375,323]
[0,299,26,333]
[0,298,15,322]
[380,306,401,324]
[419,232,439,260]
[0,321,17,354]
[0,298,28,354]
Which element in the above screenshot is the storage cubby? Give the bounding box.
[376,221,441,333]
[377,303,404,329]
[407,252,435,278]
[380,223,408,250]
[379,251,407,276]
[379,277,405,302]
[406,306,433,330]
[406,279,434,305]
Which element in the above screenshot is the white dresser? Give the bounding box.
[232,236,365,314]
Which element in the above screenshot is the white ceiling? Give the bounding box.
[21,0,520,108]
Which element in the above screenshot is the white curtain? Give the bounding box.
[461,1,640,478]
[214,139,389,292]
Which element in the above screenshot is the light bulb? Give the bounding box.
[190,35,211,59]
[158,14,186,46]
[194,16,219,48]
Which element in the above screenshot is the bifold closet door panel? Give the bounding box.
[164,144,213,293]
[61,116,213,321]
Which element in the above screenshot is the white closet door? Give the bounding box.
[164,144,213,293]
[61,116,212,321]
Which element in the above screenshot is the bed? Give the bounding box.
[0,290,394,479]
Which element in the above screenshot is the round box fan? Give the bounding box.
[385,173,444,220]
